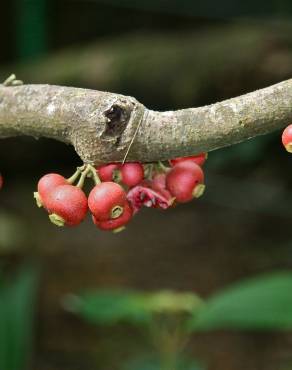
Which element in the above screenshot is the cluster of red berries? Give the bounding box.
[34,153,207,232]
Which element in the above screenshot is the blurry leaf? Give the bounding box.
[65,290,202,326]
[0,264,39,370]
[65,290,152,326]
[188,272,292,332]
[123,354,204,370]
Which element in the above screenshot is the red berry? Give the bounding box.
[166,161,205,203]
[282,124,292,153]
[92,201,133,232]
[37,173,67,207]
[46,185,88,226]
[152,173,167,190]
[96,163,120,182]
[169,153,207,167]
[0,173,3,190]
[151,173,173,200]
[88,182,127,221]
[120,162,144,187]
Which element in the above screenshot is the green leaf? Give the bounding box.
[66,290,202,327]
[0,264,39,370]
[189,272,292,332]
[65,290,153,326]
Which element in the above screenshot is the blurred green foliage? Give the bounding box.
[191,272,292,331]
[65,290,203,326]
[16,0,48,60]
[66,272,292,369]
[0,264,39,370]
[123,354,204,370]
[68,272,292,332]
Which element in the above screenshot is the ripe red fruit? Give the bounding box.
[282,124,292,153]
[0,173,3,190]
[92,201,133,232]
[169,153,207,167]
[151,173,173,200]
[96,163,120,182]
[36,173,67,207]
[46,184,88,226]
[152,173,166,189]
[120,162,144,187]
[166,161,205,203]
[88,182,127,221]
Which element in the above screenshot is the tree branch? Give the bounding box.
[0,79,291,164]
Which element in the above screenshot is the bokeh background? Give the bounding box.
[1,1,292,369]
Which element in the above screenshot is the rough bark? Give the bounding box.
[0,79,291,164]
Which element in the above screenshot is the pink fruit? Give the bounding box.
[151,173,173,200]
[46,184,88,226]
[152,173,167,189]
[166,161,205,203]
[96,163,120,182]
[282,124,292,153]
[169,153,207,167]
[120,162,144,187]
[88,182,127,221]
[92,201,133,232]
[37,173,68,207]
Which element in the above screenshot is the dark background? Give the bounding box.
[1,1,292,369]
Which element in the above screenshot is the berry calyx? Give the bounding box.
[92,201,133,231]
[120,162,144,187]
[282,124,292,153]
[192,183,206,198]
[166,161,204,203]
[96,163,120,182]
[46,184,88,226]
[49,213,66,227]
[88,182,127,221]
[169,153,207,167]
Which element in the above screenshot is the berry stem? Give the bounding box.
[144,163,154,180]
[88,164,101,185]
[67,167,83,185]
[158,161,169,173]
[76,166,91,188]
